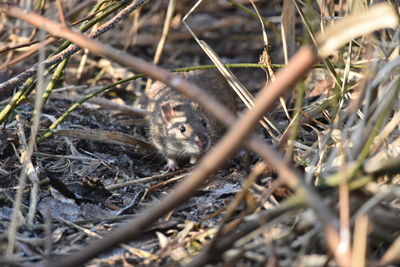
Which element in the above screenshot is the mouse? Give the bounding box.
[144,69,236,171]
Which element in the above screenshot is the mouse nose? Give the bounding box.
[197,139,207,148]
[197,138,208,149]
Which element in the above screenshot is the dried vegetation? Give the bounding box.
[0,0,400,266]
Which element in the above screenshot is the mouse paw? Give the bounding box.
[163,158,179,171]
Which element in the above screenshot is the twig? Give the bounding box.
[0,37,57,71]
[14,117,40,225]
[351,215,369,266]
[6,115,35,257]
[6,28,49,256]
[106,169,190,191]
[56,0,67,26]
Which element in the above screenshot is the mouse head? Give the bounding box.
[160,102,212,156]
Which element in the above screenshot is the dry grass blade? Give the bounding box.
[380,236,400,265]
[317,2,399,57]
[351,215,369,267]
[6,28,47,257]
[15,116,40,226]
[145,0,176,90]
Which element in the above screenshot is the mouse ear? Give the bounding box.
[161,102,175,123]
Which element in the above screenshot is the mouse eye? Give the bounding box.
[201,120,207,127]
[179,125,186,133]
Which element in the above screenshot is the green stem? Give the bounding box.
[42,58,69,108]
[37,74,144,143]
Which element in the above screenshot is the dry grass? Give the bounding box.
[0,1,399,266]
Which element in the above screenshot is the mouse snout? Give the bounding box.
[195,135,209,150]
[197,138,207,148]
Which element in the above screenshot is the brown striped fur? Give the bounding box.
[144,70,236,170]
